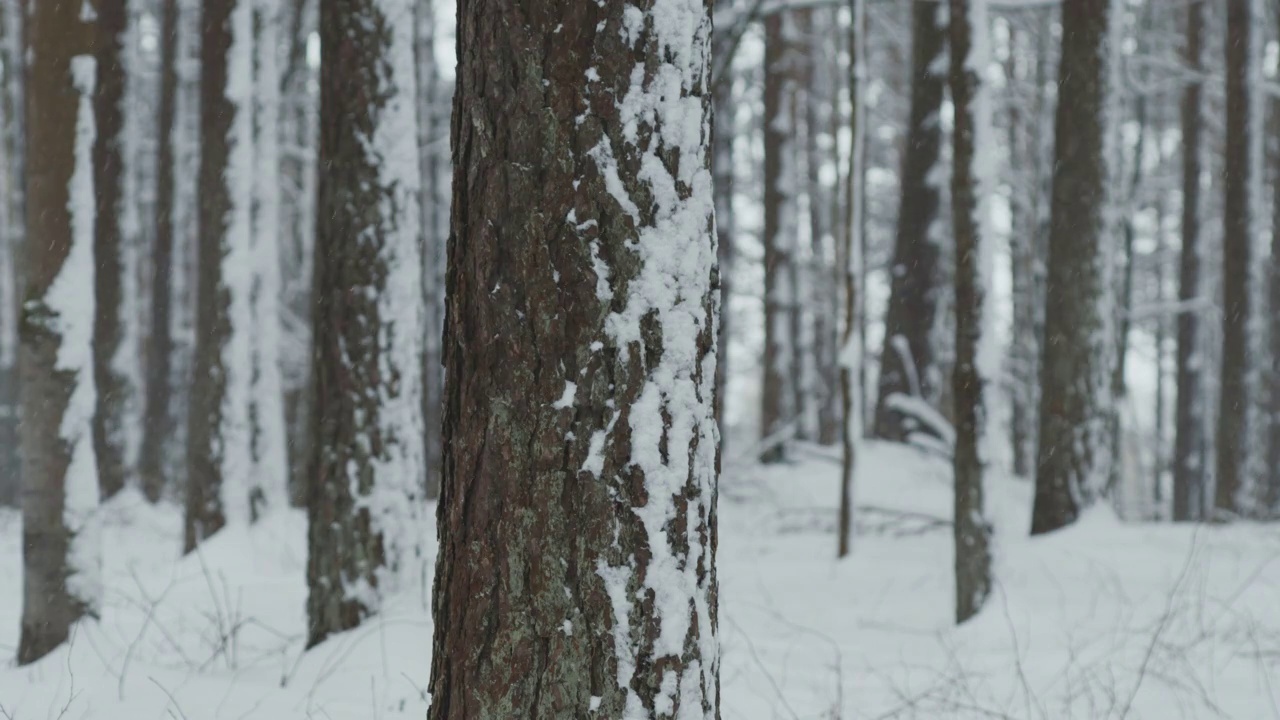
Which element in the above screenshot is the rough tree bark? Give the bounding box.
[428,0,720,716]
[18,2,101,664]
[838,0,866,560]
[761,10,800,462]
[92,0,131,501]
[1172,0,1204,522]
[949,0,993,623]
[186,0,254,552]
[1031,0,1117,535]
[308,0,424,648]
[140,0,180,503]
[1214,0,1255,519]
[873,0,946,441]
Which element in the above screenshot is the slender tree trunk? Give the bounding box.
[140,0,179,503]
[0,0,20,509]
[761,11,800,462]
[838,0,866,560]
[18,3,101,664]
[1172,0,1204,522]
[307,0,424,648]
[428,1,720,715]
[713,0,735,448]
[1153,192,1167,517]
[1269,82,1280,516]
[873,0,946,441]
[186,0,255,553]
[92,0,131,501]
[1031,0,1118,535]
[1214,0,1256,519]
[415,0,445,501]
[806,9,840,447]
[949,0,993,623]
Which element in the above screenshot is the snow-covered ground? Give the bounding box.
[1,442,1278,718]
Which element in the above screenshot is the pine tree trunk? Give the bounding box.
[1031,0,1117,535]
[1172,0,1204,522]
[18,3,101,664]
[950,0,993,623]
[428,1,720,715]
[187,0,255,552]
[1214,0,1255,519]
[873,0,945,441]
[308,0,424,648]
[761,11,799,462]
[92,0,131,501]
[838,0,866,560]
[140,0,179,504]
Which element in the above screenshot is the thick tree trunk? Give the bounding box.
[761,11,800,462]
[1214,0,1255,519]
[838,0,866,560]
[140,0,180,503]
[428,1,720,716]
[1172,0,1204,522]
[307,0,424,649]
[18,4,101,664]
[187,0,254,553]
[873,0,946,441]
[949,0,993,623]
[92,0,131,501]
[1031,0,1117,535]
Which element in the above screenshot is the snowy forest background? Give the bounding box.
[0,0,1279,717]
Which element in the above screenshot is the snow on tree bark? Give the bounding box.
[949,0,993,623]
[873,0,946,442]
[248,0,288,517]
[19,10,102,663]
[428,0,720,716]
[187,0,257,552]
[1172,0,1205,522]
[1031,0,1119,535]
[838,0,866,560]
[1214,0,1258,519]
[307,0,426,648]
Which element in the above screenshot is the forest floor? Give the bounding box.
[1,442,1278,719]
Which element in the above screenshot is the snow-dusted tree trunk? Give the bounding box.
[248,0,288,517]
[186,0,257,552]
[873,0,946,442]
[307,0,425,648]
[18,5,101,664]
[1214,0,1258,519]
[429,0,719,715]
[949,0,993,623]
[1031,0,1119,535]
[838,0,866,560]
[92,0,134,500]
[140,0,180,503]
[761,10,801,462]
[1172,0,1205,522]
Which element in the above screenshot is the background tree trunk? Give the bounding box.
[0,0,22,508]
[140,0,179,504]
[187,0,254,552]
[428,0,720,715]
[1172,0,1204,522]
[308,0,425,649]
[92,0,132,501]
[713,0,735,448]
[1031,0,1117,535]
[873,0,946,441]
[19,3,101,664]
[1214,0,1255,519]
[949,0,993,623]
